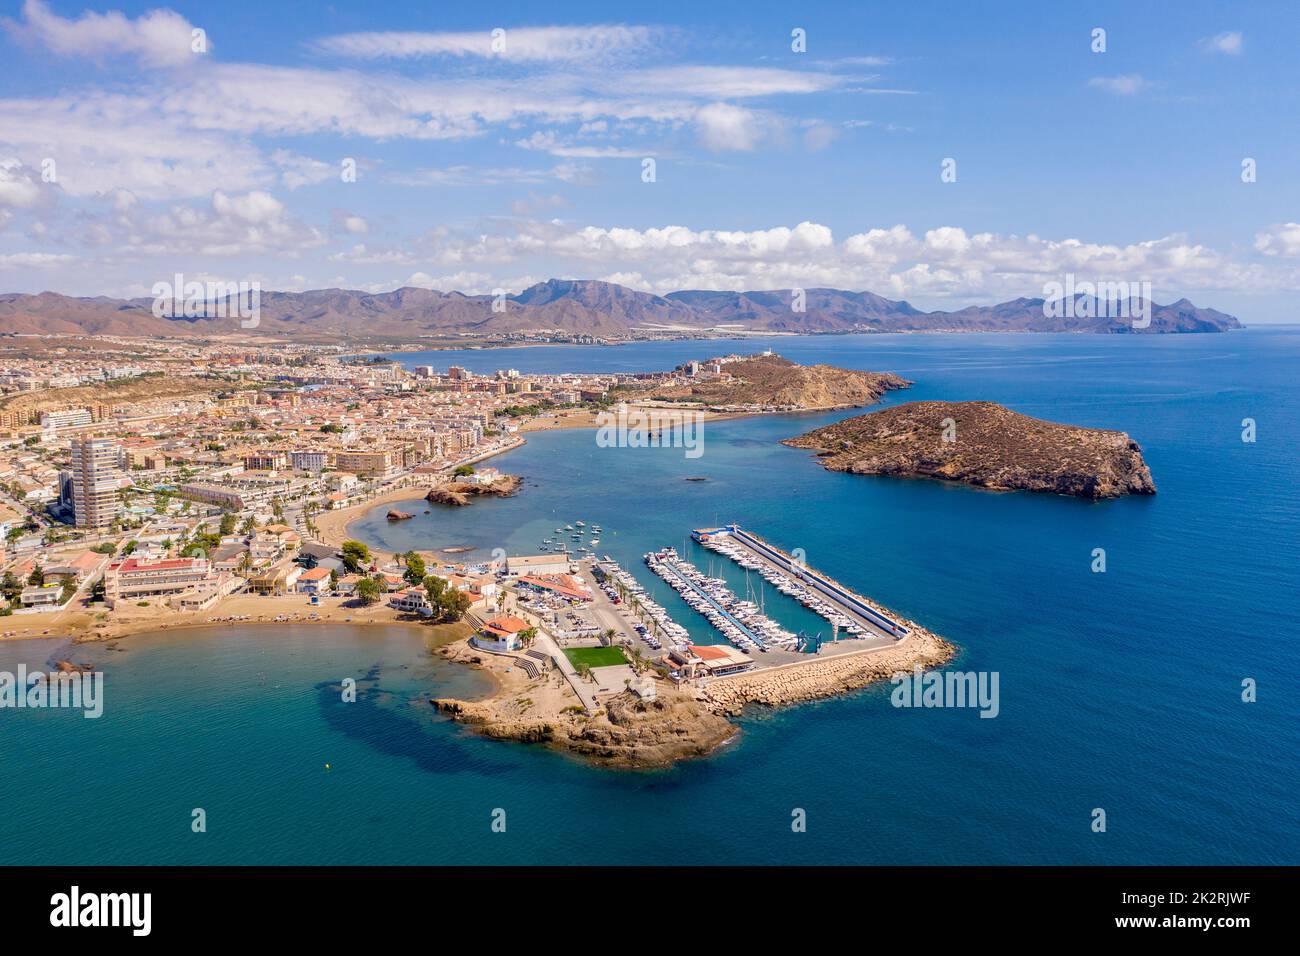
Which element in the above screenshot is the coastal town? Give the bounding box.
[0,336,959,764]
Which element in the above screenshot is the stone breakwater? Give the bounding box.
[702,630,955,716]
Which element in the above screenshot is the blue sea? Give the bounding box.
[2,330,1296,865]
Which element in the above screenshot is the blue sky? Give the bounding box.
[1,0,1298,321]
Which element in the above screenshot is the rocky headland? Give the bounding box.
[624,353,911,410]
[432,618,955,769]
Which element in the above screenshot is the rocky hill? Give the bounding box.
[0,280,1243,339]
[784,400,1157,498]
[0,374,230,419]
[633,353,910,409]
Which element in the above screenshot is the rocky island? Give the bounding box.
[784,400,1156,499]
[425,473,522,506]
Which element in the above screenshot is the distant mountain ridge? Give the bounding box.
[0,279,1243,338]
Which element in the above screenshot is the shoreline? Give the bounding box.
[314,439,528,552]
[0,591,470,645]
[431,621,956,769]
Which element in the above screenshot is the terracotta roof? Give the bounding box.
[687,644,732,661]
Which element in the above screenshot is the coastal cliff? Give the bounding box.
[784,400,1156,499]
[433,691,737,768]
[430,640,735,768]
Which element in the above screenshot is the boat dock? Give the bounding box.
[645,547,799,653]
[693,524,909,645]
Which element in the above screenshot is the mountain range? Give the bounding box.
[0,279,1243,339]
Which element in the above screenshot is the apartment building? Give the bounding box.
[105,557,215,608]
[69,436,122,531]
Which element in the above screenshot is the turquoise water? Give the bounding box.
[2,330,1297,864]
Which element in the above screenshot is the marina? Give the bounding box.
[694,524,909,643]
[644,546,799,653]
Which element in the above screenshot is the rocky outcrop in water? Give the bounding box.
[784,400,1156,499]
[425,474,522,506]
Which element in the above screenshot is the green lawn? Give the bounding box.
[564,646,626,668]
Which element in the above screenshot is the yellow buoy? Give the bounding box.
[324,763,331,770]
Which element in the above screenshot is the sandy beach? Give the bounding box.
[0,591,472,645]
[313,486,430,551]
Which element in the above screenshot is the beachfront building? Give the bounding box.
[295,566,332,595]
[471,615,531,652]
[503,554,574,577]
[20,585,64,610]
[666,644,755,681]
[69,436,122,531]
[388,587,433,615]
[105,557,215,608]
[247,562,303,595]
[333,449,396,477]
[516,573,592,604]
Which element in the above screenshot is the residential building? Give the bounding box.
[105,557,214,608]
[70,436,122,531]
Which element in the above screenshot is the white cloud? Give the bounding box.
[0,251,76,269]
[514,131,645,158]
[1200,31,1243,55]
[3,0,199,67]
[694,103,765,151]
[374,219,1291,301]
[1254,223,1300,258]
[0,158,45,209]
[1088,74,1148,96]
[312,24,662,63]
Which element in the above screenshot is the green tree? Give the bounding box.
[219,512,237,535]
[452,464,474,477]
[403,551,426,586]
[27,565,44,587]
[1,571,21,604]
[355,577,382,605]
[341,540,370,573]
[443,587,471,621]
[423,574,447,605]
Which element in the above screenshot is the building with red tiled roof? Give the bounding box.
[472,614,532,652]
[105,557,215,608]
[517,573,592,602]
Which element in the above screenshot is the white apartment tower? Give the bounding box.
[70,436,122,531]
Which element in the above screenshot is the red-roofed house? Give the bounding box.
[517,573,592,602]
[471,614,531,652]
[295,566,333,595]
